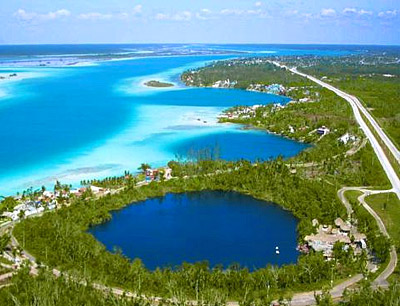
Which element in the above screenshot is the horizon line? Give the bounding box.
[0,42,399,47]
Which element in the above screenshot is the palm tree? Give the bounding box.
[138,163,151,174]
[18,209,25,220]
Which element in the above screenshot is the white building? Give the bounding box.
[338,133,357,145]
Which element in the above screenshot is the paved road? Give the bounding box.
[272,61,400,164]
[271,62,400,200]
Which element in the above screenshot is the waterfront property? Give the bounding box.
[304,218,367,260]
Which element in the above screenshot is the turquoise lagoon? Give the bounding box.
[0,47,330,195]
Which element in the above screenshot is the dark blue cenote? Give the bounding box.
[89,191,299,270]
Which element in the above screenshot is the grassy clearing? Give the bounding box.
[365,192,400,283]
[345,190,364,207]
[361,112,400,180]
[365,193,400,245]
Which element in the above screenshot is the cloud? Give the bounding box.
[359,9,372,16]
[118,13,129,20]
[78,12,113,20]
[14,9,71,22]
[155,11,192,21]
[132,5,143,15]
[343,8,373,17]
[173,11,192,21]
[255,2,262,7]
[196,9,213,20]
[378,10,399,18]
[320,8,336,17]
[285,10,299,16]
[220,8,268,18]
[220,9,244,16]
[155,13,169,20]
[343,8,357,15]
[47,9,71,19]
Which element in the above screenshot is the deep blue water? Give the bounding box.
[89,191,299,270]
[0,44,356,195]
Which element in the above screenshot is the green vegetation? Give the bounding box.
[182,59,309,89]
[340,282,400,306]
[189,59,389,188]
[280,54,400,148]
[144,80,174,87]
[220,87,355,144]
[366,193,400,247]
[4,56,398,304]
[0,268,162,306]
[13,160,357,303]
[365,193,400,283]
[0,196,18,214]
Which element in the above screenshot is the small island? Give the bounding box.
[144,80,174,87]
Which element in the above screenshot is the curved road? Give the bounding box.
[339,187,397,288]
[277,187,397,306]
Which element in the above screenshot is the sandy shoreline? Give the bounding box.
[0,71,47,99]
[0,52,237,69]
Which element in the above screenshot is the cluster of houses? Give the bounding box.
[247,83,287,95]
[70,185,111,197]
[211,79,237,88]
[303,218,367,260]
[1,167,175,222]
[182,71,197,85]
[2,200,56,221]
[219,104,263,120]
[145,167,172,182]
[1,185,113,222]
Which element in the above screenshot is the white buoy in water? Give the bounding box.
[275,246,279,250]
[276,250,280,255]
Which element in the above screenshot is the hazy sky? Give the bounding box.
[1,0,399,45]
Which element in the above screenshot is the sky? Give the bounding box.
[0,0,399,45]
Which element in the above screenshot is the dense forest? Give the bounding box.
[1,268,399,306]
[181,59,309,89]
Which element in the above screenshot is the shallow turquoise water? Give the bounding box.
[0,46,339,195]
[89,191,299,270]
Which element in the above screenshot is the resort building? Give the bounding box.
[304,217,367,260]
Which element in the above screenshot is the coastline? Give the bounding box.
[237,123,309,144]
[0,52,240,69]
[0,55,300,197]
